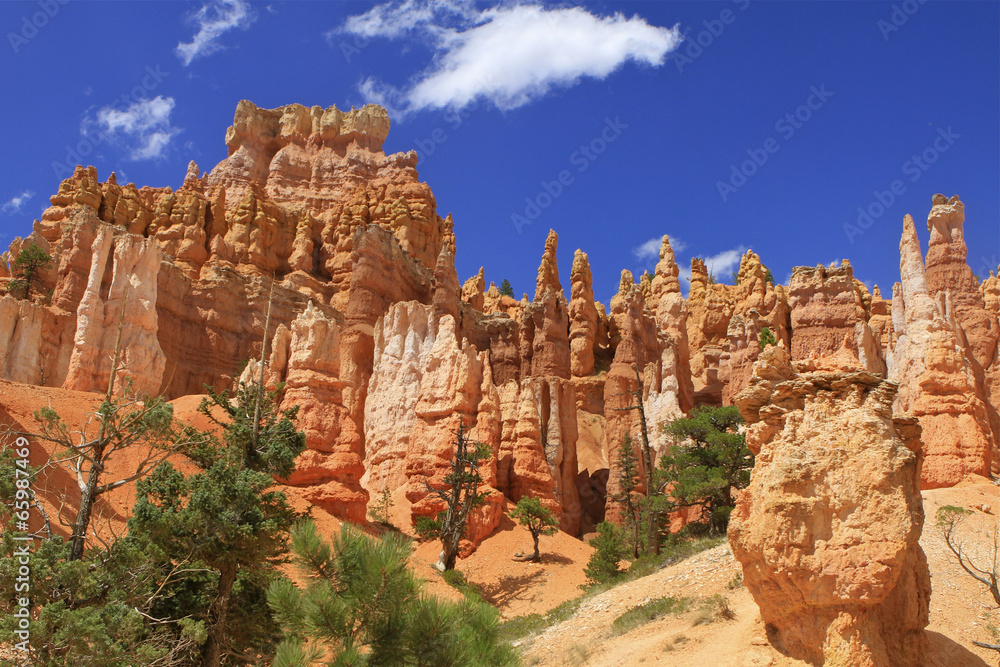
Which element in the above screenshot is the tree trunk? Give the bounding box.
[531,532,540,561]
[634,371,658,555]
[202,566,238,667]
[69,459,103,561]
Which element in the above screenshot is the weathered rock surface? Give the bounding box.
[686,258,735,405]
[889,213,995,487]
[730,346,930,666]
[365,301,503,546]
[63,227,165,396]
[787,260,871,365]
[279,303,367,523]
[719,250,791,404]
[569,250,599,378]
[521,230,571,379]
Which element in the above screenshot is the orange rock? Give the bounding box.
[731,346,930,666]
[521,230,570,378]
[569,250,599,377]
[650,236,695,413]
[889,214,994,488]
[63,227,165,396]
[686,257,735,404]
[462,267,486,312]
[280,302,367,523]
[719,251,791,404]
[365,301,502,547]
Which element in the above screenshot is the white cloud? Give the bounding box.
[176,0,255,66]
[1,190,35,215]
[678,245,747,287]
[85,96,181,161]
[338,1,682,115]
[633,235,687,262]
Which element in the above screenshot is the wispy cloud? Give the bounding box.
[1,190,35,215]
[337,1,682,116]
[176,0,256,66]
[678,245,747,287]
[633,235,687,262]
[84,96,181,161]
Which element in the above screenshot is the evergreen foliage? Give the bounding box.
[267,521,518,666]
[510,496,558,561]
[613,432,642,558]
[414,422,490,571]
[129,381,306,665]
[499,279,514,297]
[657,406,752,534]
[9,242,51,299]
[758,326,777,351]
[584,521,627,586]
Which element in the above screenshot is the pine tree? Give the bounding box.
[267,521,517,666]
[129,380,306,665]
[9,241,51,300]
[758,326,777,351]
[28,293,184,561]
[415,421,490,571]
[499,279,514,297]
[614,432,643,559]
[658,405,752,534]
[510,496,558,561]
[584,521,627,586]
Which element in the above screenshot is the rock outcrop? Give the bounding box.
[730,346,930,666]
[569,250,599,378]
[719,250,790,404]
[889,213,994,487]
[63,227,165,396]
[365,301,503,546]
[686,258,735,405]
[521,230,571,379]
[278,303,367,523]
[786,259,884,374]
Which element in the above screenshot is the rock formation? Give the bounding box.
[365,301,503,545]
[686,258,735,405]
[521,230,571,379]
[3,98,997,569]
[719,250,790,404]
[279,303,368,523]
[63,227,165,396]
[730,346,930,666]
[569,250,599,378]
[889,213,995,487]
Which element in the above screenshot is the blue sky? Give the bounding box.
[1,0,997,305]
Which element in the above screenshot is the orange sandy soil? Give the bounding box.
[1,379,997,666]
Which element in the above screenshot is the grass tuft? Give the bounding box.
[611,596,691,636]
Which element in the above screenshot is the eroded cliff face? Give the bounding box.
[889,210,995,488]
[730,346,929,667]
[0,95,996,576]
